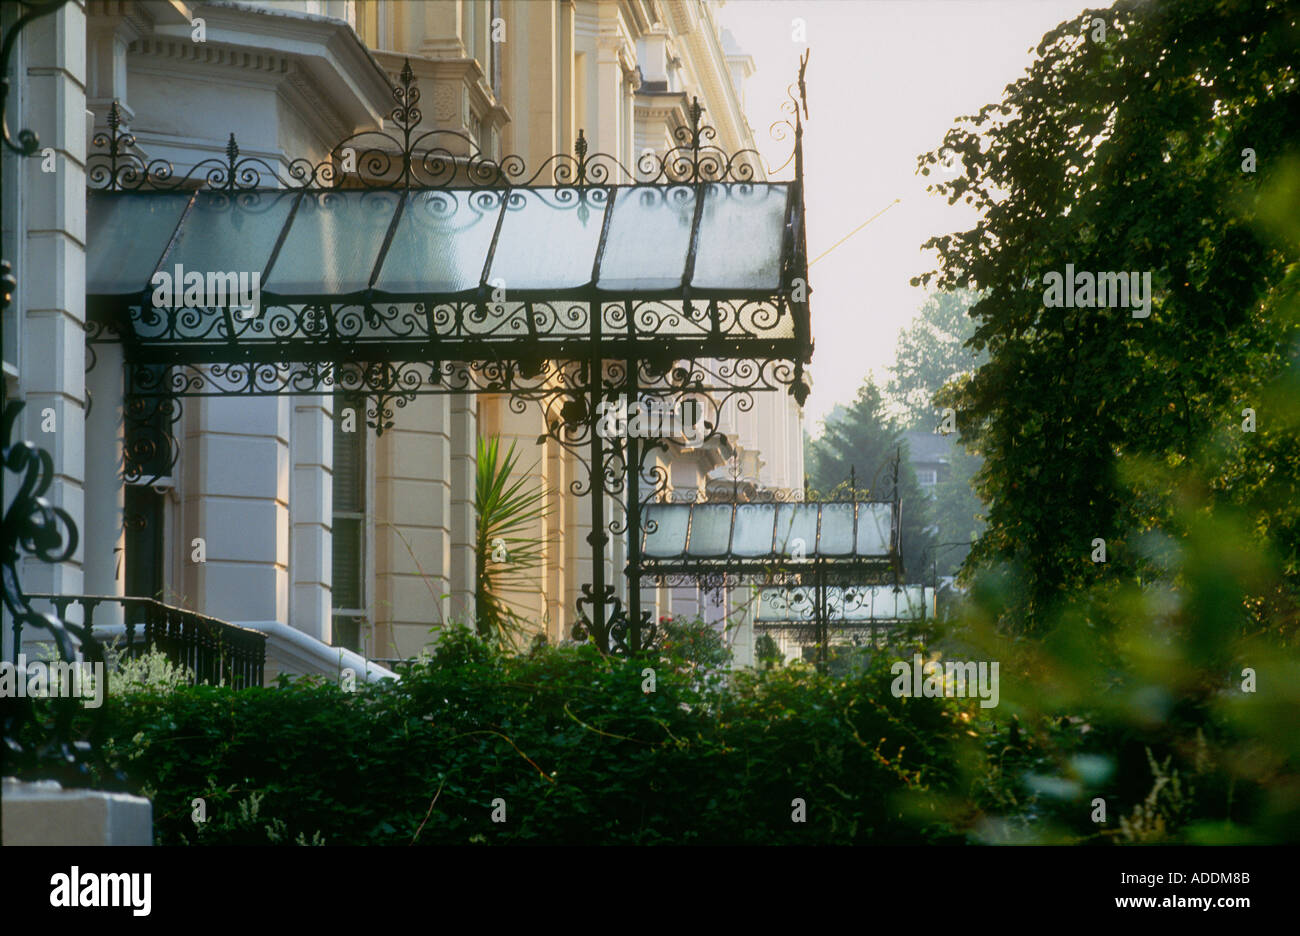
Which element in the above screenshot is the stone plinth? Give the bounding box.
[2,777,152,846]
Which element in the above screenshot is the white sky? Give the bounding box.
[717,0,1093,434]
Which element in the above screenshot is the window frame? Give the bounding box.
[331,392,369,651]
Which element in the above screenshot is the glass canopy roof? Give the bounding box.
[88,183,792,301]
[642,500,896,564]
[86,182,805,365]
[755,585,934,624]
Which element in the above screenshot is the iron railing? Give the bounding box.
[23,595,266,689]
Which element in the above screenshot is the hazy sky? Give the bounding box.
[717,0,1093,434]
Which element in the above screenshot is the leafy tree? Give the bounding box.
[915,0,1300,630]
[806,377,934,580]
[886,289,989,581]
[903,0,1300,845]
[886,288,985,430]
[928,447,987,582]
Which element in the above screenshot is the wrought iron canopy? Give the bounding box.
[85,57,812,385]
[634,468,924,664]
[78,52,817,658]
[755,585,935,626]
[640,498,898,577]
[86,181,806,368]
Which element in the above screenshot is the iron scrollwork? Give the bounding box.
[123,370,184,485]
[88,61,769,195]
[1,387,110,783]
[81,48,813,656]
[573,583,657,658]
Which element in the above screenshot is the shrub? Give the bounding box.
[70,627,972,845]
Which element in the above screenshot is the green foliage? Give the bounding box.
[929,446,986,582]
[915,0,1300,628]
[807,378,896,493]
[879,289,989,580]
[474,435,551,648]
[886,288,985,431]
[755,633,783,670]
[1117,748,1197,844]
[77,629,976,845]
[915,464,1300,843]
[24,639,194,700]
[889,0,1300,843]
[653,615,733,675]
[106,641,194,696]
[183,790,326,846]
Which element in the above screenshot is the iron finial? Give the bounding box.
[574,129,589,186]
[224,133,241,191]
[797,49,810,120]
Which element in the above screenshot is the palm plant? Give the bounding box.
[474,435,551,648]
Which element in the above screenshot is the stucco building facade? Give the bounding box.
[3,0,804,676]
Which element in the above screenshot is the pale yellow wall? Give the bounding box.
[351,0,786,651]
[372,395,453,658]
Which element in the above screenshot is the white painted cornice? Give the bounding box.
[89,0,194,30]
[88,1,154,39]
[141,1,394,131]
[656,0,760,173]
[141,0,195,25]
[597,0,637,69]
[370,51,511,143]
[634,88,689,131]
[126,38,356,144]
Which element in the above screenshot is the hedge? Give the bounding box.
[73,628,973,845]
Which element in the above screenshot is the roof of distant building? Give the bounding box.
[903,430,954,465]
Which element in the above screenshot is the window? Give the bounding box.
[332,394,366,652]
[916,467,939,489]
